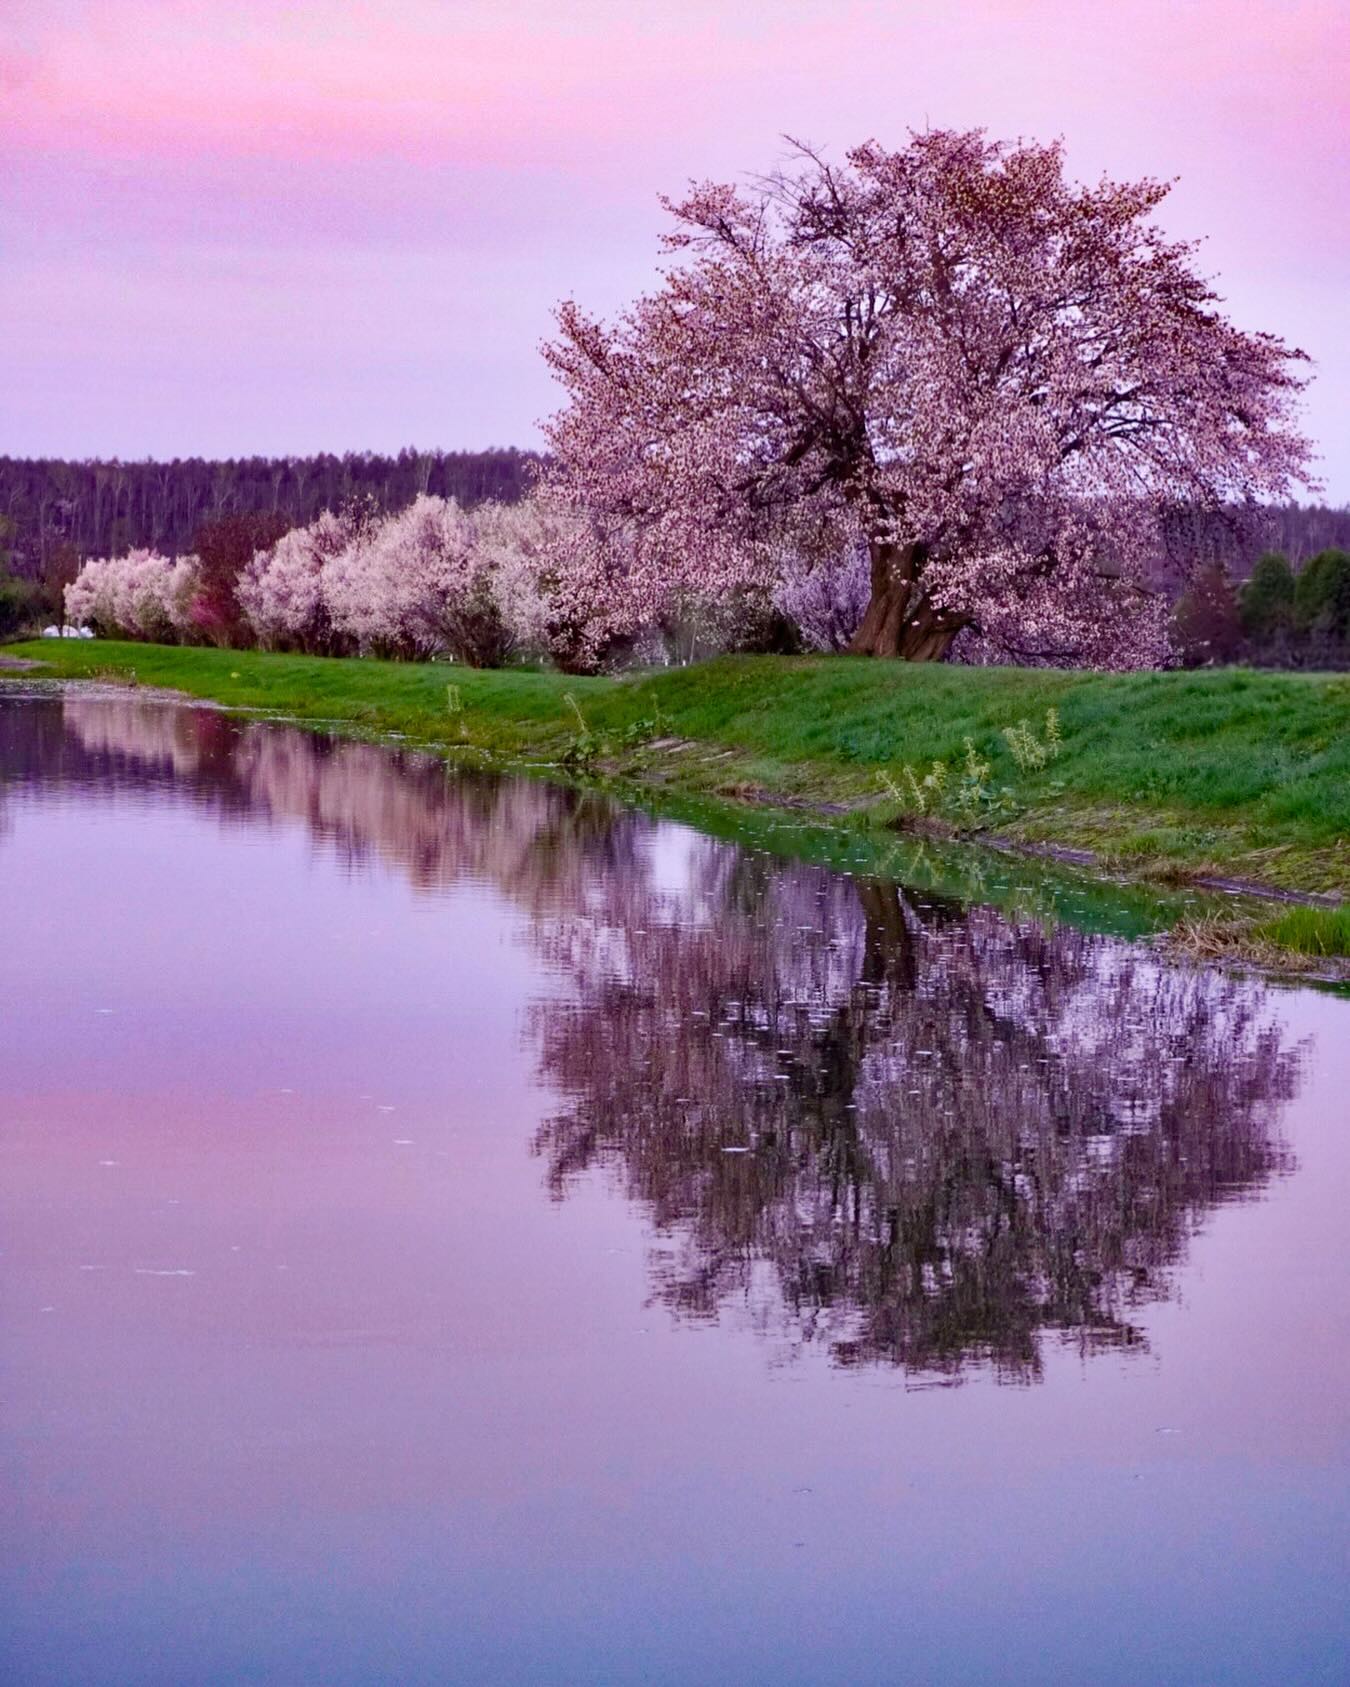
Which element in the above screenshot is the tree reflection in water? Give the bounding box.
[530,847,1302,1381]
[42,693,1305,1382]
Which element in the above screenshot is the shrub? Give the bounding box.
[322,495,486,662]
[237,507,365,653]
[0,573,43,639]
[1172,562,1243,666]
[317,494,558,667]
[881,710,1062,827]
[1239,552,1296,639]
[65,550,201,640]
[1293,548,1350,640]
[191,512,292,646]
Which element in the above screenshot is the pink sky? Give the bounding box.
[3,0,1348,497]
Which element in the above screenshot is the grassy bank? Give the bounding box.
[4,640,1348,919]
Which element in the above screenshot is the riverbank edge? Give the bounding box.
[3,641,1347,978]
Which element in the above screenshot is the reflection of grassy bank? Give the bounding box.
[611,785,1201,943]
[4,640,1347,937]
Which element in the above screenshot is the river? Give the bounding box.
[2,687,1347,1685]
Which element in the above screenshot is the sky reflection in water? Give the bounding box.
[2,691,1347,1686]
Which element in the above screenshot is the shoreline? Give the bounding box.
[4,640,1347,978]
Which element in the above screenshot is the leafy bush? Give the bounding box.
[1239,552,1296,639]
[0,573,43,639]
[1235,550,1350,669]
[191,511,292,646]
[1293,548,1350,640]
[1173,563,1243,666]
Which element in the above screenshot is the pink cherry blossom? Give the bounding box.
[543,130,1314,668]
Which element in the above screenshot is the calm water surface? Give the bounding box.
[2,689,1347,1685]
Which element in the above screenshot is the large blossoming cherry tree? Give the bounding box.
[543,130,1312,665]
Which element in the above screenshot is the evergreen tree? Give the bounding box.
[1293,548,1350,639]
[1239,552,1296,639]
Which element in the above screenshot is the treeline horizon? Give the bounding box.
[1157,502,1350,580]
[0,448,542,575]
[3,451,1349,579]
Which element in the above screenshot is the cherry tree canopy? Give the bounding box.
[544,130,1313,666]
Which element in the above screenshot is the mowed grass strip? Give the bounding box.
[6,641,1348,895]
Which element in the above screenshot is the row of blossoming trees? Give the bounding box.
[67,129,1314,671]
[63,492,872,666]
[65,497,557,666]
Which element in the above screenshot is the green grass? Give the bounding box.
[1172,903,1350,979]
[1251,904,1350,958]
[4,639,1348,903]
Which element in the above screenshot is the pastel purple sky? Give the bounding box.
[4,0,1348,497]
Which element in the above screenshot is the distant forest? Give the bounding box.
[1,449,1346,591]
[1158,502,1350,581]
[0,449,540,574]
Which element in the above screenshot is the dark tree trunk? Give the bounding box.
[856,879,918,993]
[848,538,964,662]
